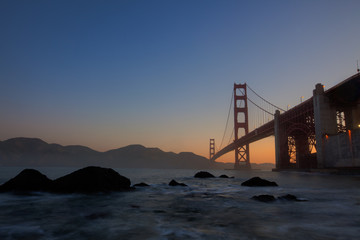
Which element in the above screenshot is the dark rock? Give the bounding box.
[278,194,297,201]
[53,166,131,193]
[133,182,150,187]
[194,171,215,178]
[278,194,308,202]
[251,194,276,202]
[219,174,229,178]
[241,177,278,187]
[169,179,187,187]
[0,169,53,192]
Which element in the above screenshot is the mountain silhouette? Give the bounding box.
[0,137,223,169]
[0,138,274,169]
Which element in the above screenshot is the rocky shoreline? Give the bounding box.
[0,167,307,202]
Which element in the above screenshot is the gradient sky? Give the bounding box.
[1,0,360,164]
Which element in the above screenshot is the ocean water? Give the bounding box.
[0,167,359,240]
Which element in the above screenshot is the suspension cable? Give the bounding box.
[217,83,282,152]
[228,128,234,145]
[247,84,285,112]
[247,96,274,116]
[218,91,234,150]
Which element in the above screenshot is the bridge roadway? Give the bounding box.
[210,93,315,161]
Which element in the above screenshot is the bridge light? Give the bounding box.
[348,130,352,142]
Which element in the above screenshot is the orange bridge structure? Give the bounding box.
[210,73,360,170]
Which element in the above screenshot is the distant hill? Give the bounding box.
[0,138,102,167]
[0,137,275,170]
[0,137,218,169]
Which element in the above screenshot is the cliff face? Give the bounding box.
[0,138,214,169]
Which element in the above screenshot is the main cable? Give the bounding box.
[247,84,285,112]
[218,91,234,151]
[247,96,274,116]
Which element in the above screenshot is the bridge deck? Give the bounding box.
[211,73,360,162]
[211,120,274,161]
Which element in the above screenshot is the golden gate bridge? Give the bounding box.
[210,73,360,171]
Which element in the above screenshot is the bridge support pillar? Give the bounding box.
[295,134,310,168]
[343,103,360,130]
[209,139,215,160]
[313,83,338,168]
[274,110,289,168]
[233,83,251,169]
[274,110,281,168]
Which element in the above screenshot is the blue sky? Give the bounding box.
[1,0,359,162]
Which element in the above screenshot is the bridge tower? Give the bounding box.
[209,139,215,160]
[233,83,251,169]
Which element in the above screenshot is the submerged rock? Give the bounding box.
[194,171,215,178]
[219,174,230,178]
[278,194,308,202]
[251,194,276,202]
[252,194,308,203]
[169,179,187,187]
[133,182,150,187]
[52,166,131,193]
[241,177,278,187]
[0,169,53,193]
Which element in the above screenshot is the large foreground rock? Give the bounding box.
[0,169,53,192]
[0,166,133,194]
[194,171,215,178]
[53,166,131,193]
[241,177,278,187]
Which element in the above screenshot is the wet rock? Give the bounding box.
[169,179,187,187]
[0,166,133,194]
[53,166,131,193]
[133,182,150,187]
[194,171,215,178]
[278,194,308,202]
[0,169,53,193]
[251,194,276,202]
[241,177,278,187]
[219,174,229,178]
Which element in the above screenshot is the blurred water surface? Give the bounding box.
[0,167,359,240]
